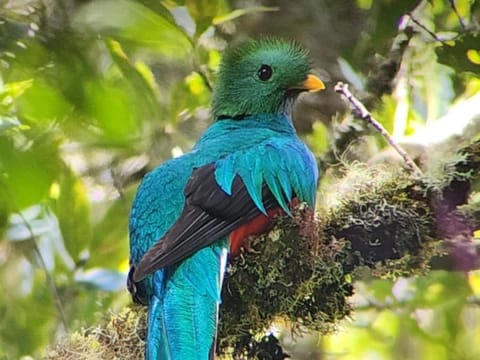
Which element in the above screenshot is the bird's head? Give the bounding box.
[212,38,325,119]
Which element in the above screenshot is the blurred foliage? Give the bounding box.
[318,271,480,360]
[0,0,479,359]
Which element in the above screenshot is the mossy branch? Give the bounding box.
[218,139,480,357]
[46,140,480,359]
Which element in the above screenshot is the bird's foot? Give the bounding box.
[243,236,260,254]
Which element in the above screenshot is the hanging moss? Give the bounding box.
[323,165,439,277]
[45,306,146,360]
[218,205,353,358]
[217,165,443,358]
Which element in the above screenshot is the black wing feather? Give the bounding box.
[132,163,278,282]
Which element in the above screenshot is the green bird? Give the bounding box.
[128,38,325,359]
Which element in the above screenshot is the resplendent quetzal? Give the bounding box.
[127,38,325,359]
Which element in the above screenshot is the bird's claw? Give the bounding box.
[243,236,260,254]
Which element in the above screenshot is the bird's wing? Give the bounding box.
[132,162,278,282]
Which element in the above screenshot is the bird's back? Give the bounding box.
[129,115,318,359]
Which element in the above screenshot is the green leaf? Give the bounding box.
[89,188,134,269]
[169,71,211,121]
[105,39,161,120]
[137,0,179,22]
[367,279,394,302]
[409,44,455,123]
[0,133,60,210]
[50,164,92,263]
[436,33,480,74]
[410,271,471,308]
[0,272,57,357]
[355,0,373,10]
[345,0,418,64]
[74,0,193,57]
[372,95,396,136]
[0,79,33,113]
[17,79,72,124]
[213,5,279,26]
[84,80,139,144]
[187,0,221,37]
[306,121,329,155]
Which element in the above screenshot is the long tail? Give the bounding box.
[146,241,228,360]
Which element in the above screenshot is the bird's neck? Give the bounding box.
[213,113,296,134]
[192,114,298,161]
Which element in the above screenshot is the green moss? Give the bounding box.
[218,206,353,357]
[322,165,437,277]
[46,141,480,359]
[45,306,146,360]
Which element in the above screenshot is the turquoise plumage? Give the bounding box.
[128,38,324,359]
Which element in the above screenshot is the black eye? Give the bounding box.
[257,64,273,81]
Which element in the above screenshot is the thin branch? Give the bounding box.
[334,82,423,176]
[406,12,443,42]
[17,210,69,332]
[448,0,467,31]
[196,68,213,92]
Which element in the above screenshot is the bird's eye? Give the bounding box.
[257,64,273,81]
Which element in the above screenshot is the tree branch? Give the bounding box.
[45,138,480,359]
[334,82,423,176]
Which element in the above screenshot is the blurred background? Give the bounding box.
[0,0,479,358]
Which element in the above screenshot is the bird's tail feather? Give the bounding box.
[146,241,228,359]
[146,292,171,360]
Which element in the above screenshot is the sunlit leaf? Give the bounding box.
[468,270,480,296]
[213,5,279,25]
[0,134,60,210]
[169,71,211,121]
[355,0,373,10]
[84,80,139,144]
[436,33,480,74]
[50,164,92,263]
[0,79,33,113]
[208,49,222,71]
[73,0,193,57]
[371,310,399,339]
[306,121,329,155]
[372,95,396,136]
[466,49,480,65]
[105,39,161,121]
[89,188,135,269]
[187,0,220,37]
[17,79,72,124]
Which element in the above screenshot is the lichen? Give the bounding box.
[322,163,441,280]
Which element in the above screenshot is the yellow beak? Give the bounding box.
[293,74,326,92]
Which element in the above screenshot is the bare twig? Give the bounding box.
[195,68,213,92]
[448,0,467,30]
[334,82,423,176]
[406,12,443,42]
[17,210,69,332]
